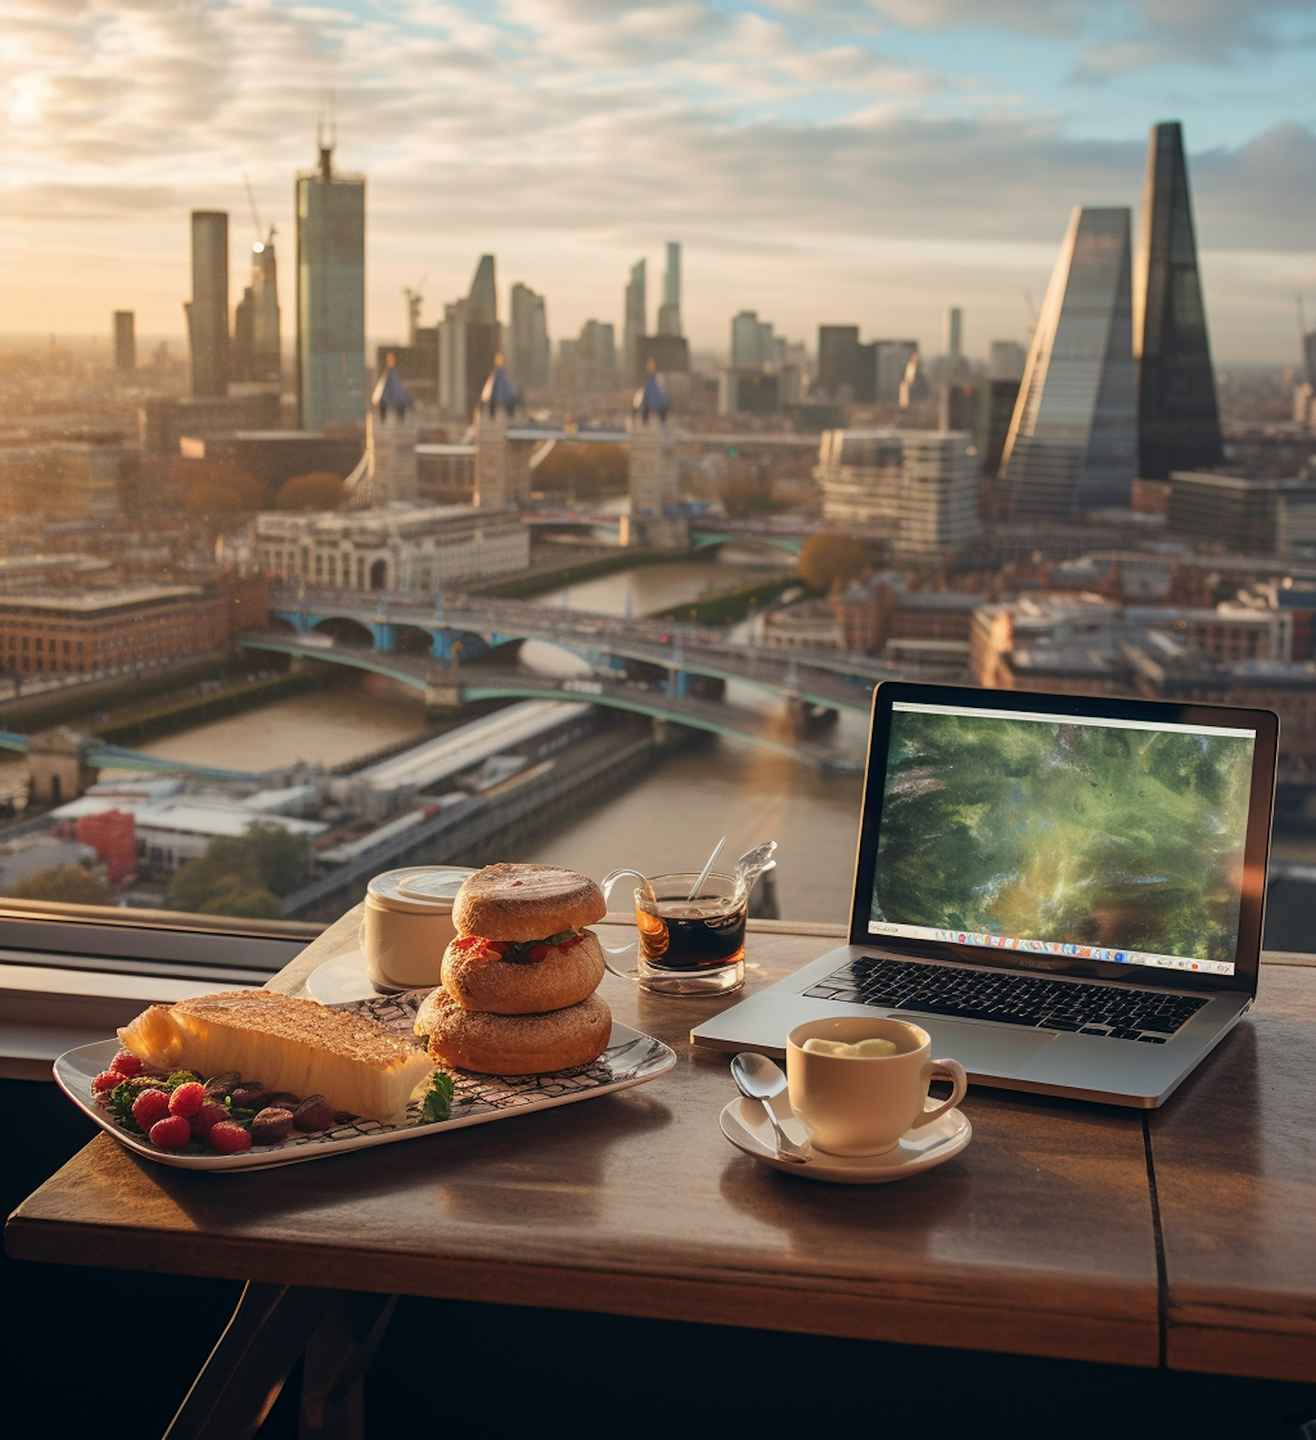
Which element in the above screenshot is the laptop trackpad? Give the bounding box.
[910,1017,1059,1071]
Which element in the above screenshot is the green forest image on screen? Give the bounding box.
[872,711,1254,964]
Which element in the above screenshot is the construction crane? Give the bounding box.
[402,274,428,344]
[243,173,275,253]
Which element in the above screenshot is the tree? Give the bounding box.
[13,865,111,906]
[797,533,869,593]
[172,458,265,515]
[166,822,309,918]
[274,472,346,511]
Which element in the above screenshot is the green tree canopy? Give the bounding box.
[166,822,309,919]
[13,865,111,906]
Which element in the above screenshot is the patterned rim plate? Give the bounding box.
[54,990,676,1172]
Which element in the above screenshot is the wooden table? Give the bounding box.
[7,913,1315,1429]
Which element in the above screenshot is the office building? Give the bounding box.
[875,341,918,405]
[295,132,366,432]
[232,230,281,384]
[138,390,281,456]
[113,312,135,374]
[818,325,862,398]
[186,210,229,397]
[976,377,1023,479]
[731,310,776,369]
[899,350,931,410]
[938,383,976,434]
[1168,471,1316,558]
[509,283,551,391]
[623,259,646,383]
[1304,330,1316,387]
[658,241,682,337]
[251,504,528,593]
[1000,206,1137,520]
[815,429,979,560]
[437,255,501,419]
[989,340,1027,382]
[945,307,964,376]
[718,368,781,416]
[637,334,690,378]
[1133,121,1223,480]
[557,319,617,395]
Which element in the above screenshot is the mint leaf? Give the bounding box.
[421,1070,455,1123]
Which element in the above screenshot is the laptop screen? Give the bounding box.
[868,700,1258,979]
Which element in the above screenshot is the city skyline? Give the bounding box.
[3,1,1315,363]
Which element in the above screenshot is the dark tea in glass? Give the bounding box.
[636,872,746,995]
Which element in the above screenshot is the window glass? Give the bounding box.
[0,1,1312,955]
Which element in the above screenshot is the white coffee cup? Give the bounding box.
[786,1017,968,1157]
[361,866,474,991]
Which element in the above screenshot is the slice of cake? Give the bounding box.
[118,990,432,1121]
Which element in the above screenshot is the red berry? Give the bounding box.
[110,1049,144,1077]
[168,1081,206,1118]
[190,1101,229,1139]
[131,1088,171,1130]
[148,1115,192,1150]
[208,1121,252,1155]
[92,1070,123,1095]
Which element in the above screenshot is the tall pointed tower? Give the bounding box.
[626,363,685,548]
[474,357,529,510]
[369,355,419,502]
[1000,206,1137,520]
[1133,121,1223,480]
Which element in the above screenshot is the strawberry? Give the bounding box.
[190,1101,230,1139]
[110,1049,144,1077]
[208,1121,253,1155]
[168,1081,206,1118]
[148,1115,192,1150]
[92,1070,123,1095]
[131,1088,171,1131]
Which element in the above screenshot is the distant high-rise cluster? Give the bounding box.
[112,311,135,374]
[295,131,366,431]
[233,230,281,384]
[439,254,499,419]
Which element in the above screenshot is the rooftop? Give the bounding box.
[0,584,205,614]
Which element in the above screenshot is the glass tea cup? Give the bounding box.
[599,869,747,997]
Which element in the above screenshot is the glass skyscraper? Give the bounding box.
[1000,206,1137,520]
[295,134,365,432]
[658,241,682,337]
[623,259,646,383]
[186,210,228,397]
[1133,121,1222,480]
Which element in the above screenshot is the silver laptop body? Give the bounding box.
[692,683,1278,1109]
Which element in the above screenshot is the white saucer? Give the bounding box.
[304,950,398,1005]
[719,1093,972,1184]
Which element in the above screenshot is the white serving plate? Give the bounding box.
[55,990,676,1172]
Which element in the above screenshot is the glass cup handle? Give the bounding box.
[598,868,648,982]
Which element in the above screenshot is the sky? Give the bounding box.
[2,0,1315,364]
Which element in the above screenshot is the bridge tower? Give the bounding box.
[625,362,687,549]
[475,356,530,510]
[347,353,419,506]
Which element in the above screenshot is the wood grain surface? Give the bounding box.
[6,910,1161,1367]
[1149,963,1316,1383]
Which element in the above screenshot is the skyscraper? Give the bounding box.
[1000,207,1137,519]
[295,130,366,431]
[657,241,682,337]
[232,229,281,383]
[186,211,228,397]
[875,340,918,404]
[989,340,1027,382]
[437,298,469,418]
[463,254,499,417]
[623,259,646,383]
[509,282,550,390]
[1133,121,1223,480]
[818,324,861,397]
[113,311,135,374]
[945,307,963,376]
[731,310,774,367]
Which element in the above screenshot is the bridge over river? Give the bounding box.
[238,633,864,774]
[265,586,899,715]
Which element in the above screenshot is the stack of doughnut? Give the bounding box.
[413,863,612,1075]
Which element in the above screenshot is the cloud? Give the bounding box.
[1074,0,1316,77]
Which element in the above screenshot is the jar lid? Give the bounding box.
[366,866,475,915]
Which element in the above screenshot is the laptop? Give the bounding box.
[692,682,1279,1108]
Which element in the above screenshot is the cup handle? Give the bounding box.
[911,1059,968,1129]
[598,868,647,982]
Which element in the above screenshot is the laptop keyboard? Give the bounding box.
[804,955,1209,1043]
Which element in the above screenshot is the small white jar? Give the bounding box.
[361,866,475,992]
